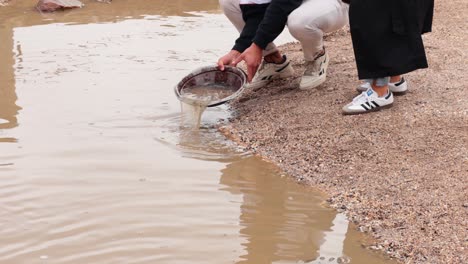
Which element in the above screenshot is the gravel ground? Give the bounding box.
[220,1,467,263]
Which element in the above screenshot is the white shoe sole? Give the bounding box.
[299,74,327,90]
[342,103,393,115]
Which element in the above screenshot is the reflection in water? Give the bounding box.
[307,213,350,264]
[164,119,392,263]
[217,155,392,264]
[0,25,20,137]
[219,157,341,263]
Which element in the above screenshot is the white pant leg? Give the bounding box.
[287,0,349,61]
[219,0,278,56]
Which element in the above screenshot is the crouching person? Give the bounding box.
[218,0,349,90]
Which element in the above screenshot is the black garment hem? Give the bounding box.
[357,60,428,80]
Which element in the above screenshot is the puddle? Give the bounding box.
[0,1,397,264]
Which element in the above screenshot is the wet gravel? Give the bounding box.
[220,1,467,263]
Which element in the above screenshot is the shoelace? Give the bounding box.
[353,90,373,107]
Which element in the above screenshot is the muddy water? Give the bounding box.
[0,1,397,264]
[180,85,237,128]
[181,85,236,105]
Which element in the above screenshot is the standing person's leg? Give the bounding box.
[370,77,390,97]
[357,75,408,95]
[342,76,394,115]
[287,0,349,90]
[343,0,432,115]
[342,0,401,114]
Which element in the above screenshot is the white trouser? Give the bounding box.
[219,0,349,61]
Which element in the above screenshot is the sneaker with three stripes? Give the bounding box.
[245,55,294,90]
[342,88,394,115]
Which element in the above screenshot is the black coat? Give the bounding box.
[349,0,434,79]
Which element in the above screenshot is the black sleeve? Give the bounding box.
[252,0,302,49]
[232,4,270,53]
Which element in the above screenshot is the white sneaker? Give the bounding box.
[246,55,294,90]
[299,50,329,90]
[357,77,408,94]
[342,88,394,115]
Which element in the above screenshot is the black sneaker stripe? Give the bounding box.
[361,104,370,111]
[394,77,405,86]
[275,61,290,73]
[372,101,380,108]
[385,92,392,99]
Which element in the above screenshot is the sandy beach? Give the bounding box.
[221,1,467,263]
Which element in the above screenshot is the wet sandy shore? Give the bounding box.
[221,1,467,263]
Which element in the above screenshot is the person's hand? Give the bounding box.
[233,43,263,82]
[217,50,241,71]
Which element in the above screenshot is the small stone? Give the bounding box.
[36,0,83,12]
